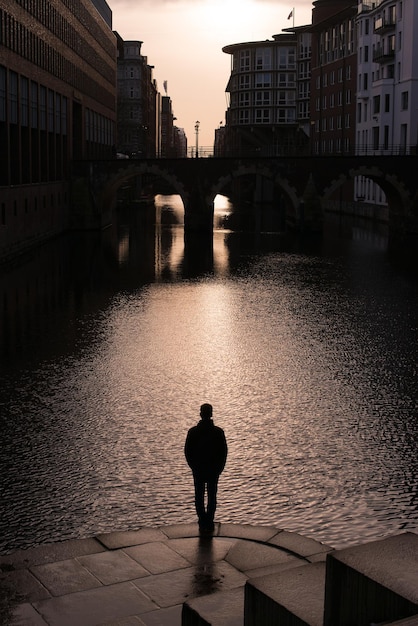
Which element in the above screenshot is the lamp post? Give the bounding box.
[195,120,200,158]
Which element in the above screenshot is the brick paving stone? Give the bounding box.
[160,523,202,539]
[133,561,247,608]
[97,528,167,550]
[30,558,102,596]
[12,603,49,625]
[3,567,52,602]
[33,581,158,626]
[78,549,150,584]
[0,537,105,570]
[166,537,235,565]
[268,529,333,559]
[125,542,191,574]
[226,539,303,574]
[218,523,279,542]
[136,604,183,626]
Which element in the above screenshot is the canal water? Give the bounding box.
[0,196,417,554]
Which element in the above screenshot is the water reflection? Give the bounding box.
[0,196,417,554]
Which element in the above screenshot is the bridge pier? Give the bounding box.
[184,182,214,234]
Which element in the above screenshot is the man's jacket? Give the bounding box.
[185,419,227,477]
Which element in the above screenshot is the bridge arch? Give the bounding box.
[99,163,189,214]
[323,165,413,221]
[207,163,300,228]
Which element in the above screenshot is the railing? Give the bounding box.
[374,16,396,33]
[187,147,215,158]
[373,45,395,63]
[120,145,418,160]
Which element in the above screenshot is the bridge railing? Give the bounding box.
[187,145,418,159]
[117,143,418,161]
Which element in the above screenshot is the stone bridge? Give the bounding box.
[71,155,418,237]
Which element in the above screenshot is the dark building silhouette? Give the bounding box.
[115,35,158,158]
[0,0,117,260]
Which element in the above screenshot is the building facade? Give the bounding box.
[115,36,158,158]
[308,0,358,156]
[0,0,117,259]
[355,0,418,204]
[220,31,311,156]
[356,0,418,157]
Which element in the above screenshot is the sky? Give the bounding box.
[109,0,313,148]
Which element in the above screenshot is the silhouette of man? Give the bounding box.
[185,403,228,532]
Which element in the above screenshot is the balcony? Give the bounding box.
[373,45,395,63]
[374,15,396,33]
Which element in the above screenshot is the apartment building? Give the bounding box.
[0,0,117,259]
[355,0,418,202]
[115,36,158,158]
[308,0,358,156]
[221,31,311,156]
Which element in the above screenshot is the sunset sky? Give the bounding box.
[109,0,313,149]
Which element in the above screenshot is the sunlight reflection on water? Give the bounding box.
[0,199,417,554]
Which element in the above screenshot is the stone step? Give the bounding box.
[244,561,326,626]
[324,532,418,626]
[182,587,244,626]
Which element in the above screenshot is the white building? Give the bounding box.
[355,0,418,202]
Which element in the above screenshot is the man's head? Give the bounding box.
[200,403,213,420]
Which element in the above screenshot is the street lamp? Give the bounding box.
[195,120,200,158]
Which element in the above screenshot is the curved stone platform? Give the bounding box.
[1,523,333,625]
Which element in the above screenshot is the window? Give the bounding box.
[239,92,250,106]
[0,66,6,122]
[30,81,38,128]
[256,48,271,70]
[20,76,29,127]
[256,73,271,88]
[373,126,379,150]
[240,50,250,71]
[239,109,250,124]
[239,75,250,89]
[255,109,270,123]
[9,71,18,124]
[401,91,408,110]
[40,85,46,130]
[373,95,380,114]
[385,94,390,112]
[384,125,389,150]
